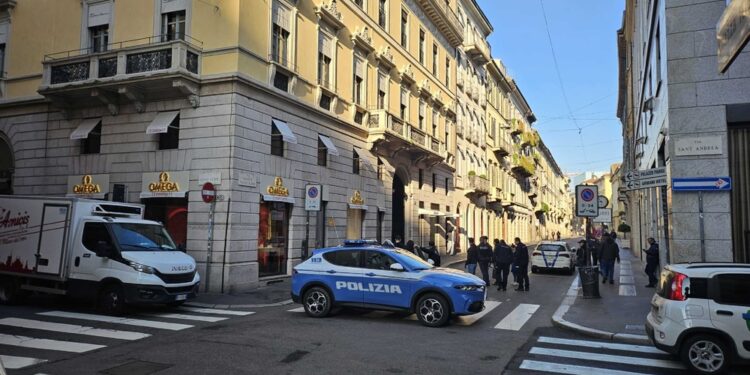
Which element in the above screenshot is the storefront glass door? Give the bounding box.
[258,201,289,277]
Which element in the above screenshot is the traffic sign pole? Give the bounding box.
[201,182,217,292]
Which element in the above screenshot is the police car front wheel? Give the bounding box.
[416,293,450,327]
[303,287,332,318]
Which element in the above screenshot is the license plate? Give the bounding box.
[175,294,187,301]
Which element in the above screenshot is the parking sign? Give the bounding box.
[305,184,322,211]
[576,185,599,217]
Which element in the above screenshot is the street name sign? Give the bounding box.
[718,0,750,73]
[672,177,732,192]
[576,185,599,217]
[624,167,668,191]
[593,208,612,224]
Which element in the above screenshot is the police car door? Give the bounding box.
[708,273,750,360]
[362,250,412,309]
[321,249,365,305]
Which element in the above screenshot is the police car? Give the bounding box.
[291,240,486,327]
[530,241,576,275]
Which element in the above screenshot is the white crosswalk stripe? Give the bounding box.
[0,355,47,370]
[520,360,650,375]
[0,307,255,371]
[494,303,540,331]
[537,336,665,354]
[287,307,305,313]
[454,300,501,326]
[0,317,150,340]
[528,347,684,370]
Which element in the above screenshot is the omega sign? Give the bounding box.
[73,175,101,194]
[149,172,180,193]
[67,174,109,199]
[267,177,289,197]
[140,171,188,199]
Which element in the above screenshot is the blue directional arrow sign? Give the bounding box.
[672,177,732,192]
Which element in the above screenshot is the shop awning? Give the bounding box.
[70,118,101,140]
[272,119,298,144]
[146,111,180,134]
[318,134,339,156]
[354,147,374,169]
[348,204,368,210]
[445,213,459,219]
[262,194,295,204]
[418,208,446,217]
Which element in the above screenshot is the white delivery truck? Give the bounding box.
[0,195,200,314]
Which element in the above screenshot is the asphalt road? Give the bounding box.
[1,240,580,375]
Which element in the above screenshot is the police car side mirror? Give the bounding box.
[389,263,405,272]
[427,259,435,266]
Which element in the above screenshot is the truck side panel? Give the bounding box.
[36,204,71,275]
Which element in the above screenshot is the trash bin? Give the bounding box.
[579,266,601,299]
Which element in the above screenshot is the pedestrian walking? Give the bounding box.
[423,241,441,267]
[599,233,620,284]
[494,239,514,291]
[446,228,455,256]
[465,237,478,275]
[477,236,493,285]
[556,231,561,241]
[513,238,530,291]
[642,237,660,288]
[589,237,600,266]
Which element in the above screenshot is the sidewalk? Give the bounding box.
[191,279,294,309]
[553,240,654,345]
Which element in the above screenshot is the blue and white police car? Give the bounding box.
[291,240,486,327]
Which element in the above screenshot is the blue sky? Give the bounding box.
[477,0,625,174]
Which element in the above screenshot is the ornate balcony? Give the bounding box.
[416,0,464,47]
[465,174,490,196]
[367,108,445,168]
[492,136,512,157]
[512,154,536,177]
[39,36,202,115]
[464,29,491,65]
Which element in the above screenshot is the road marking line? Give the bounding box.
[494,303,540,331]
[454,301,502,326]
[0,318,150,341]
[0,333,104,353]
[619,285,637,296]
[0,355,47,370]
[287,307,305,313]
[538,336,665,354]
[177,307,255,316]
[529,347,684,369]
[520,360,649,375]
[37,311,192,331]
[142,313,228,323]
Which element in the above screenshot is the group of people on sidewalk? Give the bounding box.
[464,236,530,292]
[393,237,442,267]
[578,231,661,288]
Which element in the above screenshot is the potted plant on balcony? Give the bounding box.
[468,170,476,177]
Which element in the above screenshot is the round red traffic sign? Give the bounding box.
[201,182,216,203]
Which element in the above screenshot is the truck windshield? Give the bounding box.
[110,223,177,252]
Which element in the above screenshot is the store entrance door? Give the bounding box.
[258,201,290,277]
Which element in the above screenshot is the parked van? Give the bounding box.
[0,195,200,314]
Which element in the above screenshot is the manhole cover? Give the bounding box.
[100,360,172,375]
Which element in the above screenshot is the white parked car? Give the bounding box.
[646,263,750,374]
[530,241,576,275]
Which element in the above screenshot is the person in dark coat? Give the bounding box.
[465,238,478,275]
[394,236,405,250]
[642,238,660,287]
[599,233,620,284]
[513,237,530,291]
[477,236,493,285]
[577,239,588,266]
[423,241,441,267]
[589,237,600,266]
[494,239,514,291]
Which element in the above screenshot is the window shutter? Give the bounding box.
[378,73,387,92]
[88,1,112,27]
[272,1,290,30]
[419,101,425,117]
[400,89,408,104]
[355,58,365,79]
[319,33,333,58]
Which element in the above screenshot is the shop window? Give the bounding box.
[81,122,102,155]
[159,115,179,150]
[317,137,327,166]
[353,150,360,175]
[271,123,284,157]
[258,201,290,277]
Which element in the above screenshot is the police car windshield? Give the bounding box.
[394,249,433,270]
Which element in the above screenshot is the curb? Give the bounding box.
[551,274,652,346]
[186,299,294,310]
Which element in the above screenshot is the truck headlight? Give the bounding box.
[454,285,484,291]
[129,261,155,274]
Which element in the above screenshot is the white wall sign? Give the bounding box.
[593,208,612,224]
[199,171,222,185]
[675,136,722,156]
[238,172,256,187]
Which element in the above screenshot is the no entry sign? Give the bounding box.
[201,182,216,203]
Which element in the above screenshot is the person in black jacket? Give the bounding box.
[513,237,530,291]
[423,241,441,267]
[494,239,514,291]
[465,237,478,275]
[643,238,660,288]
[477,236,493,285]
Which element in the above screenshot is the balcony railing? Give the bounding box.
[464,29,491,65]
[468,174,490,195]
[492,135,512,157]
[41,35,201,87]
[512,154,536,177]
[367,108,445,162]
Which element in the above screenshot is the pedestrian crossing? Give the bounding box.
[511,334,685,375]
[287,301,540,331]
[618,260,638,297]
[0,305,254,372]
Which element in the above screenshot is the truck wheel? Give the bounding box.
[0,278,27,305]
[98,284,126,315]
[415,293,450,327]
[681,334,731,374]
